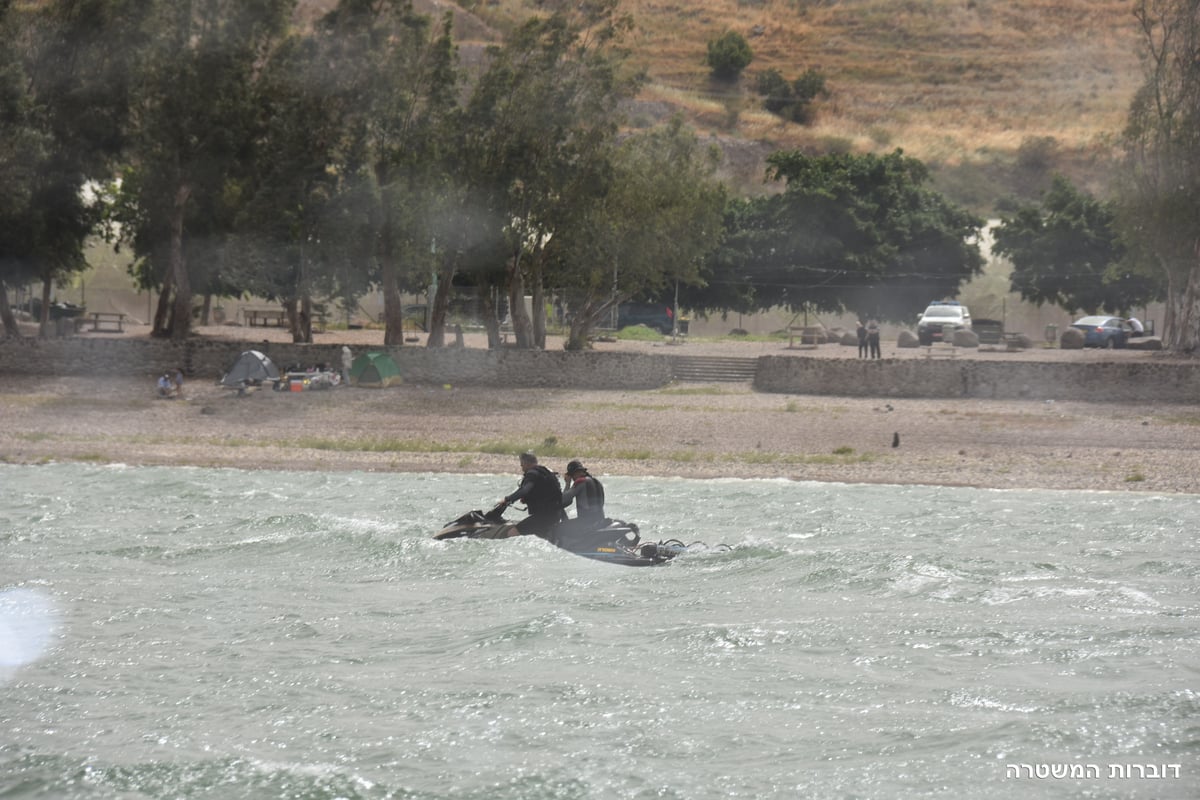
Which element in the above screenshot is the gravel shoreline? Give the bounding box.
[3,367,1199,494]
[5,324,1198,492]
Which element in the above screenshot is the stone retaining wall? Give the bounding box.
[0,337,672,390]
[3,337,1198,402]
[753,355,1200,403]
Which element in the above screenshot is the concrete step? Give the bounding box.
[669,355,758,383]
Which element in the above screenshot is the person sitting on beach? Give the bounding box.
[156,374,173,398]
[561,460,606,523]
[498,452,564,538]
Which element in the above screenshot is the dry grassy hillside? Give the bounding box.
[299,0,1145,208]
[618,1,1138,150]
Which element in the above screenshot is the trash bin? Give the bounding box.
[1044,324,1058,345]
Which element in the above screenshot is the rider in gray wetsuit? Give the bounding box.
[561,460,605,523]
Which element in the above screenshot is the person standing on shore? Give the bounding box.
[498,452,563,537]
[856,321,868,358]
[867,318,881,359]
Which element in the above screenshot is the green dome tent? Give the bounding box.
[349,352,403,387]
[219,349,280,388]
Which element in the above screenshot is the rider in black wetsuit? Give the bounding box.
[561,460,605,522]
[500,452,564,537]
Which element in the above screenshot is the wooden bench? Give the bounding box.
[76,312,127,332]
[245,309,287,327]
[787,326,822,349]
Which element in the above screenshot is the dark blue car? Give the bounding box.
[1070,316,1132,348]
[617,302,674,334]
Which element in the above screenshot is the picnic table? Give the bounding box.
[245,309,287,327]
[76,312,127,332]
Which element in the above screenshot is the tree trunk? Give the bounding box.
[481,287,501,348]
[0,281,20,337]
[565,317,591,351]
[283,297,312,344]
[507,253,533,349]
[169,184,193,340]
[564,298,613,351]
[374,164,406,347]
[298,294,313,344]
[426,259,455,348]
[37,278,51,338]
[382,293,405,345]
[530,254,547,349]
[380,253,405,347]
[1169,256,1200,352]
[152,282,173,337]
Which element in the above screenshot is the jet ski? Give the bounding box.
[433,506,687,567]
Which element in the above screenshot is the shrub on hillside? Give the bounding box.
[755,67,828,125]
[706,30,753,80]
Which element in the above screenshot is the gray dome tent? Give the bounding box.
[220,350,279,388]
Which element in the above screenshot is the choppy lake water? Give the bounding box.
[2,464,1198,799]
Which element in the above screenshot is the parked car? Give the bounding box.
[1070,315,1132,348]
[617,302,675,334]
[916,301,971,345]
[26,299,86,320]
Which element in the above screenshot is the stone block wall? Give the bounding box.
[0,337,672,390]
[753,356,1200,403]
[3,337,1198,402]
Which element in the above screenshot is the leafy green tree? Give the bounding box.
[222,31,339,343]
[1118,0,1200,349]
[992,176,1163,315]
[0,0,44,335]
[441,0,640,349]
[1,0,142,336]
[551,117,726,350]
[312,0,460,347]
[787,68,828,125]
[705,30,752,81]
[698,150,983,322]
[111,0,293,339]
[756,67,827,124]
[755,69,790,115]
[221,3,455,345]
[678,196,766,319]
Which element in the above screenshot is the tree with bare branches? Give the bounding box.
[1120,0,1200,350]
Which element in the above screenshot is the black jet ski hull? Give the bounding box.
[434,510,682,567]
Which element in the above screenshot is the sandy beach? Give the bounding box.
[3,324,1199,494]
